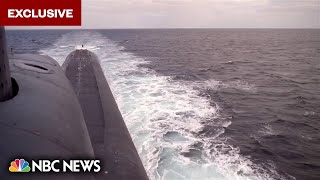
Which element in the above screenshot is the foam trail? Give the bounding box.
[39,31,286,180]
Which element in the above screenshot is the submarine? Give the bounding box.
[0,27,149,180]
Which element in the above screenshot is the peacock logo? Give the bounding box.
[9,159,31,172]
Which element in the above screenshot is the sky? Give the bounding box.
[9,0,320,29]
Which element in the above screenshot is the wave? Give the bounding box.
[39,31,287,180]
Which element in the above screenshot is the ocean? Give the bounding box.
[7,29,320,180]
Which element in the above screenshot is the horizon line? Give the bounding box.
[6,27,320,31]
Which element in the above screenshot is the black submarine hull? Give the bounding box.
[63,49,148,180]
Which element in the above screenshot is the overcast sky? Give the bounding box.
[9,0,320,29]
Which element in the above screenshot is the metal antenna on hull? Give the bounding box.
[0,27,13,101]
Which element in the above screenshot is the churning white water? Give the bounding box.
[39,31,283,180]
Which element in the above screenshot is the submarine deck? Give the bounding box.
[63,49,148,180]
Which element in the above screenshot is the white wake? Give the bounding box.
[39,31,286,180]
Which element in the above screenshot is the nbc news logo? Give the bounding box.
[9,158,101,173]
